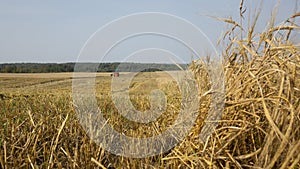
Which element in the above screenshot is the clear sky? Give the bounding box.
[0,0,298,63]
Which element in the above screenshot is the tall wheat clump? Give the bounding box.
[187,4,300,169]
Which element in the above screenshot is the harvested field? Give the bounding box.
[0,8,300,169]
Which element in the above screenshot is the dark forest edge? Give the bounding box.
[0,62,189,73]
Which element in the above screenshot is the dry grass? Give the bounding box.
[187,5,300,168]
[0,4,300,169]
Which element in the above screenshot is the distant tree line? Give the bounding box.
[0,63,188,73]
[0,63,74,73]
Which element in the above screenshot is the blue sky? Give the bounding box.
[0,0,298,63]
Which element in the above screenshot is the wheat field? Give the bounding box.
[0,8,300,169]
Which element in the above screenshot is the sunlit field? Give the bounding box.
[0,72,189,168]
[1,9,300,169]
